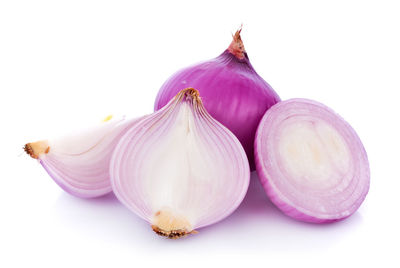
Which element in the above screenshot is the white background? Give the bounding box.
[1,0,399,267]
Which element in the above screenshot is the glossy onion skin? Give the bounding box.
[155,50,280,170]
[254,99,370,223]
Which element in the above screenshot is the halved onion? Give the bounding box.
[111,88,250,238]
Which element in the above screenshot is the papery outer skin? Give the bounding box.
[111,88,250,231]
[254,99,370,223]
[154,49,280,170]
[36,117,143,198]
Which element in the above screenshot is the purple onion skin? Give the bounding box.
[155,33,280,170]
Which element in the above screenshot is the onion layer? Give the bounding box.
[155,29,280,170]
[254,99,370,223]
[111,88,250,238]
[24,116,141,198]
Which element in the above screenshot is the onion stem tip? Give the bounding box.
[24,141,50,159]
[228,27,246,60]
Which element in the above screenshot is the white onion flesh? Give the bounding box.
[277,117,350,187]
[25,116,141,198]
[111,88,250,238]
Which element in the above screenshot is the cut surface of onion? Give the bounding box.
[24,116,142,198]
[255,99,370,223]
[111,88,250,238]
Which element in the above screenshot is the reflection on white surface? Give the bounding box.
[52,172,363,252]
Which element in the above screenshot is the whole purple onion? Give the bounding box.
[154,29,280,169]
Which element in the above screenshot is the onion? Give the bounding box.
[254,99,370,223]
[111,88,250,238]
[24,116,142,198]
[154,28,280,170]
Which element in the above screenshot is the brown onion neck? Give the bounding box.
[228,27,246,60]
[175,87,202,105]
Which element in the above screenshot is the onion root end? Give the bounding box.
[151,209,197,239]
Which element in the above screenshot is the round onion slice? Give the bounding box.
[255,99,370,223]
[111,88,250,238]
